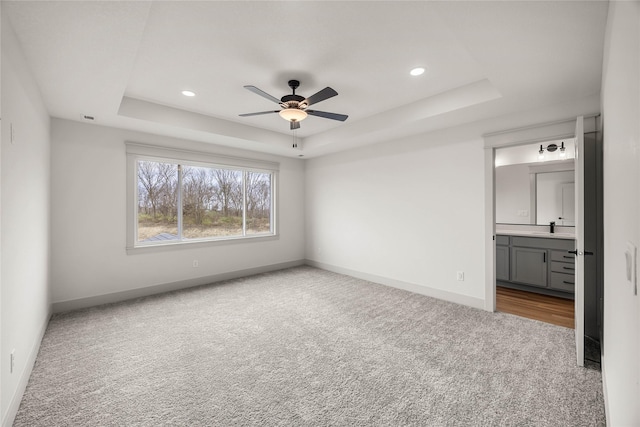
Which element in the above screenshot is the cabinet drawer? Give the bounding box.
[551,250,575,263]
[550,271,575,292]
[551,261,575,274]
[496,235,510,246]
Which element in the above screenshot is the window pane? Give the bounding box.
[246,171,272,235]
[182,166,243,239]
[137,160,178,242]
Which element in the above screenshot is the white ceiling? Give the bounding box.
[4,1,608,158]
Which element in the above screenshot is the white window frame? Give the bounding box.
[126,142,278,253]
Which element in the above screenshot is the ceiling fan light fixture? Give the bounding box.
[279,108,308,122]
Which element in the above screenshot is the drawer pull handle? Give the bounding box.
[563,281,575,285]
[563,266,575,271]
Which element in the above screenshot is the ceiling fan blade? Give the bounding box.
[306,110,348,121]
[244,85,281,104]
[304,87,338,107]
[239,110,280,117]
[290,121,301,130]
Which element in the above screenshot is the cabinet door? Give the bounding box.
[496,245,510,281]
[510,247,548,288]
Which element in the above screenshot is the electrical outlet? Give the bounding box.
[456,271,464,281]
[10,349,15,373]
[192,260,199,268]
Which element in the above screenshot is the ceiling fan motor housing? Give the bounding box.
[281,94,305,104]
[281,80,305,106]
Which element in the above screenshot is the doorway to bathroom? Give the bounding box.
[484,115,603,368]
[493,140,578,328]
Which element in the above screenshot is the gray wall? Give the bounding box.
[1,13,52,425]
[305,133,489,309]
[600,1,640,424]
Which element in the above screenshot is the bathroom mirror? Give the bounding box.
[495,141,575,226]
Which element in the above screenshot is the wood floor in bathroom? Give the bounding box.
[496,286,575,329]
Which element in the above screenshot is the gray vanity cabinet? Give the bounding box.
[510,247,548,288]
[496,234,575,297]
[495,236,510,281]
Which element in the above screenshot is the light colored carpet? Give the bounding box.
[14,266,605,426]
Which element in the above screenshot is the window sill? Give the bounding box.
[126,233,279,255]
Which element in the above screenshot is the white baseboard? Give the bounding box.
[306,260,485,310]
[2,305,52,427]
[52,260,305,313]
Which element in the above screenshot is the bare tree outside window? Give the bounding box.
[137,161,178,241]
[246,171,271,234]
[182,166,243,238]
[136,160,273,244]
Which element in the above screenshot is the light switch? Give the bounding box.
[625,241,637,295]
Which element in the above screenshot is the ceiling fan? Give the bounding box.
[239,80,348,130]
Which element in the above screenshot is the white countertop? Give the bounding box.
[497,230,575,239]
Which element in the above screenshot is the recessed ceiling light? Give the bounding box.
[410,67,425,76]
[181,90,196,97]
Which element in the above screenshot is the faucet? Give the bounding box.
[550,221,555,234]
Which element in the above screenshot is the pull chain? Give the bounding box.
[292,126,298,148]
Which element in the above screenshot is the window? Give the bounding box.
[127,143,277,251]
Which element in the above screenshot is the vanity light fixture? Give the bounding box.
[538,141,566,160]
